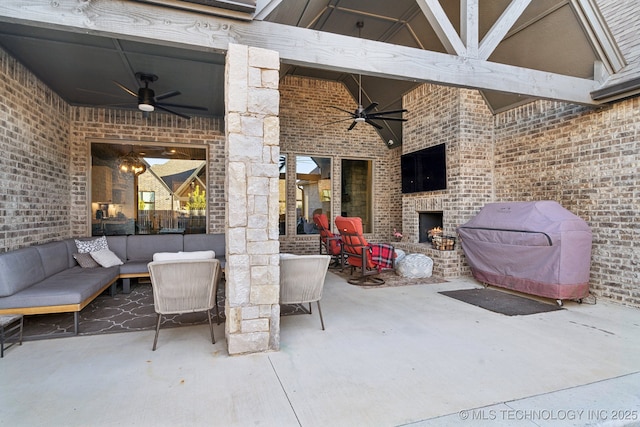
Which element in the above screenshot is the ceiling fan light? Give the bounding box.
[138,103,154,112]
[355,117,365,122]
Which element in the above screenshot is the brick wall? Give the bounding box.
[494,98,640,307]
[399,84,494,277]
[0,47,70,251]
[69,107,225,236]
[278,75,402,254]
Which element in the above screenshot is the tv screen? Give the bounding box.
[401,144,447,193]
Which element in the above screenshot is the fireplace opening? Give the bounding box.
[419,211,443,243]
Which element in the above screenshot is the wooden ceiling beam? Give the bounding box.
[0,0,601,105]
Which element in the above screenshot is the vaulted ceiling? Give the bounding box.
[0,0,633,148]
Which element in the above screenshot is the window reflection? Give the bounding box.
[279,155,286,235]
[296,156,331,235]
[341,159,373,233]
[90,143,207,235]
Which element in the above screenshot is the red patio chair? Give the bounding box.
[334,216,395,286]
[312,213,343,268]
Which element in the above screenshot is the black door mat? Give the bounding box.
[439,287,564,316]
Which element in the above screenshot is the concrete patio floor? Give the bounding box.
[1,273,640,426]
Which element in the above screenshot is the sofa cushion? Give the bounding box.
[0,266,119,309]
[0,247,46,297]
[106,236,128,264]
[183,234,225,254]
[90,249,124,268]
[35,241,71,277]
[184,234,226,268]
[75,236,108,253]
[73,253,100,268]
[126,234,183,262]
[118,261,150,275]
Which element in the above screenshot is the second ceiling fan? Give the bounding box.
[330,21,408,131]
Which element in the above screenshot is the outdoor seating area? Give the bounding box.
[2,272,639,426]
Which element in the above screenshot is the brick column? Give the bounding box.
[224,44,281,354]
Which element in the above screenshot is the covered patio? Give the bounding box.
[2,272,639,426]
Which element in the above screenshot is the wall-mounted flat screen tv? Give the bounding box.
[401,143,447,193]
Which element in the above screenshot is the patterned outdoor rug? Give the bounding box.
[332,268,446,289]
[439,288,564,316]
[21,280,307,339]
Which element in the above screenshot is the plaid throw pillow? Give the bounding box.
[75,236,108,254]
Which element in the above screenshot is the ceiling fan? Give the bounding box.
[329,74,408,130]
[114,72,208,119]
[328,22,408,131]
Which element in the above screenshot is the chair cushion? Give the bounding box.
[396,253,433,278]
[152,251,215,261]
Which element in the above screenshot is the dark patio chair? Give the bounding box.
[334,216,396,286]
[312,213,343,268]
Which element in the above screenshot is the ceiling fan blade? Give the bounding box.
[324,117,355,126]
[155,90,181,101]
[113,81,138,98]
[369,108,408,116]
[368,117,408,122]
[365,119,383,129]
[347,121,358,131]
[157,102,208,111]
[155,105,191,119]
[77,87,131,100]
[330,105,356,116]
[363,102,379,114]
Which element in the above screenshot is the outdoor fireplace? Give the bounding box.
[419,211,443,243]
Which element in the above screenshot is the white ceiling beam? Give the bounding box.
[415,0,467,56]
[253,0,282,21]
[570,0,626,74]
[478,0,532,61]
[0,0,601,105]
[461,0,479,58]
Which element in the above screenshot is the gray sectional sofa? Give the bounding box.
[0,233,225,335]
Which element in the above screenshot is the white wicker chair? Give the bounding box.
[148,258,221,351]
[279,254,331,330]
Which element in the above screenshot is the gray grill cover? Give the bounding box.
[457,201,591,300]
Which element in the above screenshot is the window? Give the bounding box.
[296,156,331,235]
[279,155,286,235]
[90,142,207,235]
[341,159,373,233]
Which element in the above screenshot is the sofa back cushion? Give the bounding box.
[0,247,46,297]
[184,234,225,255]
[106,236,127,263]
[35,241,71,277]
[126,234,183,261]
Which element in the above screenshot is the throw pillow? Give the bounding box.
[73,252,100,268]
[90,248,123,268]
[75,236,108,254]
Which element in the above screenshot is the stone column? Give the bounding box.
[224,43,281,354]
